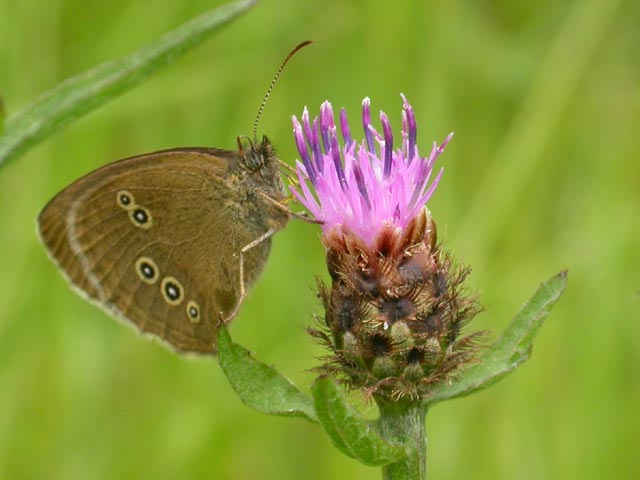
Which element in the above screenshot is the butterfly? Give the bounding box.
[37,41,312,355]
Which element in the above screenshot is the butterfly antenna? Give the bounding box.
[253,40,313,143]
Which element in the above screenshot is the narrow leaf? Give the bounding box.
[0,0,257,169]
[216,326,317,423]
[312,376,405,466]
[424,271,568,406]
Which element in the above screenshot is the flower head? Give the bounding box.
[291,95,452,250]
[292,97,483,401]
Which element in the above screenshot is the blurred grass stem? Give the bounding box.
[457,0,623,268]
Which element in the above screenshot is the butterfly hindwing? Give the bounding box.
[38,148,273,354]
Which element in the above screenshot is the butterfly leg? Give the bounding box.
[276,158,297,175]
[256,189,323,224]
[220,228,277,324]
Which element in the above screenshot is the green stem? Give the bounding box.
[376,399,427,480]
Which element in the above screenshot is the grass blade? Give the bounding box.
[0,0,257,169]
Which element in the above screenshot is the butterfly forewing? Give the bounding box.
[38,148,277,354]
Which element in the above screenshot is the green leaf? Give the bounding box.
[424,271,568,407]
[0,0,257,170]
[312,376,406,467]
[216,326,318,423]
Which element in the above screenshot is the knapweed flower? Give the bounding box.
[292,96,483,400]
[291,95,450,252]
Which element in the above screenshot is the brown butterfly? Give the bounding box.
[37,41,312,355]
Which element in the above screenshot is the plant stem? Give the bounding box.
[376,399,427,480]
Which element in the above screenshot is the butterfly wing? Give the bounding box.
[38,148,277,354]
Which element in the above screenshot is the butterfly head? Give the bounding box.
[237,135,287,203]
[238,135,273,172]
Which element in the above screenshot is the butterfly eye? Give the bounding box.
[135,256,159,284]
[129,206,153,229]
[161,277,183,306]
[116,190,135,210]
[243,150,264,171]
[186,301,201,323]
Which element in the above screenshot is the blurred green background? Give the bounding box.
[1,0,638,478]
